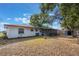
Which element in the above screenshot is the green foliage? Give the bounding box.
[40,3,56,13]
[30,3,56,28]
[0,33,6,39]
[30,13,48,27]
[0,42,6,45]
[60,4,79,30]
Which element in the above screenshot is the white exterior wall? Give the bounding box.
[5,27,41,38]
[6,28,18,38]
[19,28,39,37]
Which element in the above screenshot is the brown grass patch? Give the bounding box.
[0,36,79,56]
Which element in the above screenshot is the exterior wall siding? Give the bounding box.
[5,25,61,38]
[6,28,18,38]
[6,27,41,38]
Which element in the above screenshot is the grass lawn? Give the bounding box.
[0,36,79,56]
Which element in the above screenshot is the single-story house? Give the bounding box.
[4,24,61,38]
[4,24,41,38]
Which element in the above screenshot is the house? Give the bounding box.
[61,28,79,37]
[38,28,61,36]
[4,24,61,38]
[4,24,41,38]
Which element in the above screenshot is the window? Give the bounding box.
[18,28,24,34]
[35,33,39,36]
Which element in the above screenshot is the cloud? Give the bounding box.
[0,22,10,25]
[0,22,10,31]
[7,18,11,20]
[23,13,31,17]
[22,18,30,24]
[14,17,30,24]
[23,14,27,17]
[7,17,30,24]
[6,13,31,25]
[14,18,22,22]
[14,14,31,24]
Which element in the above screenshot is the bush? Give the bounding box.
[0,42,6,45]
[0,33,7,39]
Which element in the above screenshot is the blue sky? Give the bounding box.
[0,3,61,31]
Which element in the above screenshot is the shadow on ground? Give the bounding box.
[0,36,42,46]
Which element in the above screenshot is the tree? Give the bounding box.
[30,3,56,28]
[30,13,49,28]
[30,14,41,27]
[40,3,56,13]
[40,3,62,25]
[60,4,79,37]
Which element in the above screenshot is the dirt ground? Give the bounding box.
[0,36,79,56]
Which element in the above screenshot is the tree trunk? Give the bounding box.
[72,30,77,37]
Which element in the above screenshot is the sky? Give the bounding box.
[0,3,61,31]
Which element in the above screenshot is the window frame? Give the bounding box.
[18,28,24,34]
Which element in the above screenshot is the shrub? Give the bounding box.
[0,33,7,39]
